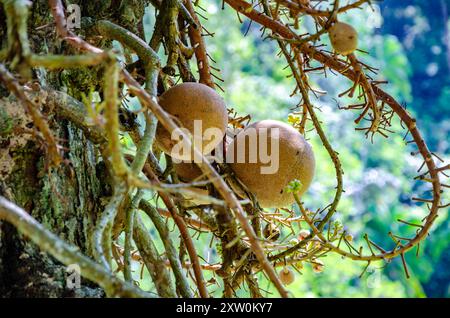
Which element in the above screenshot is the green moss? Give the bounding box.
[7,143,40,208]
[0,106,13,136]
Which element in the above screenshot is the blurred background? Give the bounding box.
[128,0,450,297]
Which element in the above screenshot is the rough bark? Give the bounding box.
[0,0,147,298]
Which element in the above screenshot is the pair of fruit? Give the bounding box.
[278,259,325,286]
[155,20,359,207]
[155,82,315,208]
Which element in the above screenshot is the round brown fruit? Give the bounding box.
[227,120,315,208]
[279,267,295,286]
[328,22,358,55]
[173,161,203,182]
[172,161,209,206]
[155,82,228,161]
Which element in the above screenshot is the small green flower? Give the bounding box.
[287,113,301,125]
[286,179,303,193]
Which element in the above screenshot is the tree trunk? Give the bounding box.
[0,0,146,298]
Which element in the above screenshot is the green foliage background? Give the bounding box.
[125,0,450,298]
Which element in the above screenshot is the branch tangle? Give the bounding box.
[223,0,444,265]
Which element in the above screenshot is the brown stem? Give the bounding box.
[184,0,215,88]
[275,0,370,17]
[225,0,442,263]
[144,168,209,298]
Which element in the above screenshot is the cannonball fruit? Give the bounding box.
[172,161,210,206]
[328,22,358,55]
[279,267,295,286]
[227,120,315,208]
[155,82,228,161]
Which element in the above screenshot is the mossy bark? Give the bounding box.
[0,0,148,297]
[0,103,105,297]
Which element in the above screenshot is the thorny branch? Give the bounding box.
[223,0,444,270]
[184,0,215,88]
